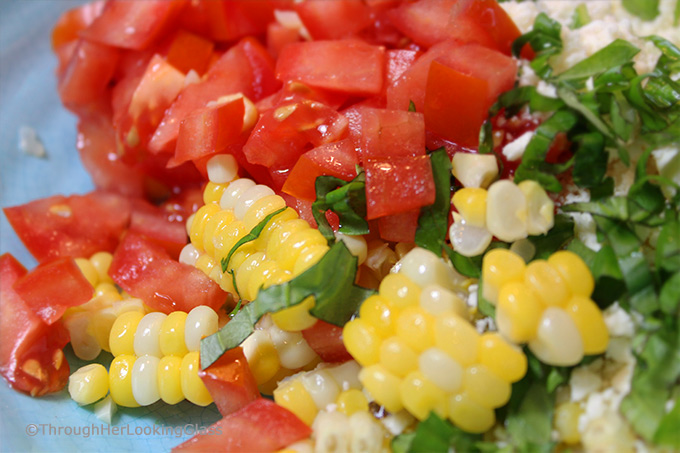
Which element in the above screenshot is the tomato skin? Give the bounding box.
[198,347,259,417]
[378,209,420,243]
[129,199,188,260]
[0,254,71,397]
[109,232,227,314]
[51,0,105,49]
[276,40,385,96]
[356,108,426,161]
[166,30,215,75]
[364,155,435,220]
[173,398,312,452]
[12,258,94,325]
[294,0,372,40]
[3,191,132,263]
[301,320,353,363]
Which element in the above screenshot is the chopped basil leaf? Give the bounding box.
[654,394,680,448]
[512,13,562,78]
[656,214,680,273]
[571,132,608,189]
[527,214,575,259]
[570,3,591,29]
[558,39,640,82]
[659,272,680,315]
[408,100,416,112]
[415,148,452,254]
[392,413,483,453]
[312,171,369,244]
[622,0,660,21]
[201,241,373,368]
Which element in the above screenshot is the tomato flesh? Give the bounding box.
[301,320,353,363]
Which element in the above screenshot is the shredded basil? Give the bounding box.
[622,0,661,21]
[414,148,452,254]
[570,3,591,29]
[312,171,369,244]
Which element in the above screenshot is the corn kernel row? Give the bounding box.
[343,247,528,433]
[449,179,554,256]
[482,249,609,366]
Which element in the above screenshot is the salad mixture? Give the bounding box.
[1,0,679,451]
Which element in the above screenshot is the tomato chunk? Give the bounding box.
[294,0,371,40]
[173,399,311,452]
[166,30,215,75]
[387,0,459,48]
[356,108,426,161]
[0,254,70,397]
[129,199,188,260]
[51,1,105,49]
[3,191,132,263]
[301,320,353,363]
[109,232,227,314]
[276,41,385,96]
[378,209,421,244]
[198,347,259,417]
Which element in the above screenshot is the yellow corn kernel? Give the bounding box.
[274,378,318,425]
[359,295,398,337]
[109,311,144,357]
[276,228,328,272]
[358,364,404,414]
[109,354,139,407]
[292,244,329,277]
[253,208,299,251]
[212,220,248,264]
[189,203,221,252]
[496,282,544,344]
[524,260,570,307]
[379,273,421,309]
[94,282,122,301]
[158,355,184,405]
[69,364,109,405]
[547,251,594,297]
[433,313,480,366]
[75,258,99,287]
[243,194,288,231]
[90,308,117,352]
[243,334,281,385]
[418,347,464,393]
[478,333,527,383]
[259,366,298,396]
[379,336,419,378]
[203,181,228,205]
[396,306,434,353]
[452,188,487,228]
[463,365,511,409]
[89,251,114,284]
[448,393,495,433]
[343,319,381,366]
[481,249,526,305]
[400,370,448,421]
[554,401,583,445]
[267,219,310,262]
[234,251,266,301]
[202,209,236,257]
[529,307,584,366]
[246,260,278,299]
[271,297,317,332]
[336,389,369,416]
[181,351,212,406]
[564,296,609,355]
[159,311,189,357]
[195,254,216,277]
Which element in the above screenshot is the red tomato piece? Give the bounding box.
[199,0,276,42]
[161,186,204,225]
[0,254,70,397]
[51,1,105,49]
[81,0,186,50]
[276,41,385,96]
[3,191,132,263]
[109,232,227,314]
[266,22,301,59]
[364,155,435,220]
[301,320,353,363]
[129,199,188,260]
[385,49,419,91]
[294,0,371,40]
[387,0,459,48]
[58,38,119,110]
[357,108,426,161]
[198,347,259,417]
[12,258,93,325]
[378,209,420,243]
[166,30,215,75]
[170,97,245,168]
[173,399,312,452]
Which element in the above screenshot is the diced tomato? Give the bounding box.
[356,108,426,161]
[129,199,188,259]
[12,258,93,325]
[109,232,227,314]
[243,99,348,170]
[385,49,419,91]
[276,41,385,96]
[161,186,204,225]
[301,320,353,363]
[378,209,420,243]
[149,38,280,154]
[51,1,105,49]
[58,38,119,110]
[294,0,371,40]
[364,155,435,220]
[281,139,359,201]
[266,22,301,59]
[82,0,186,50]
[166,30,215,75]
[3,191,132,263]
[170,97,245,168]
[173,399,312,452]
[199,0,276,42]
[198,347,259,417]
[387,0,459,48]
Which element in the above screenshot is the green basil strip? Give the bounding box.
[557,39,640,82]
[656,214,680,273]
[570,3,591,29]
[622,0,661,21]
[312,171,369,244]
[415,148,452,254]
[201,241,373,368]
[221,207,287,273]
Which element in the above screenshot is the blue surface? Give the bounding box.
[0,1,221,451]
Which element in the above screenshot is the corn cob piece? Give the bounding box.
[482,249,608,366]
[343,247,527,434]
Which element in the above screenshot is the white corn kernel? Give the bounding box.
[131,355,161,406]
[220,178,256,210]
[64,312,101,361]
[325,360,362,391]
[134,312,167,358]
[419,347,464,393]
[179,244,200,266]
[396,247,456,291]
[449,214,493,257]
[234,184,276,220]
[486,180,528,242]
[451,153,498,189]
[335,232,367,265]
[301,369,340,410]
[94,395,117,425]
[312,411,350,453]
[349,411,384,453]
[185,213,196,237]
[529,307,584,366]
[207,154,238,184]
[518,180,554,236]
[269,325,318,369]
[185,306,219,352]
[419,284,467,318]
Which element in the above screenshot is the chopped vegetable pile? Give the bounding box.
[1,0,679,451]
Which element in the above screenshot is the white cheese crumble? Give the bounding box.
[18,126,46,158]
[501,131,534,162]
